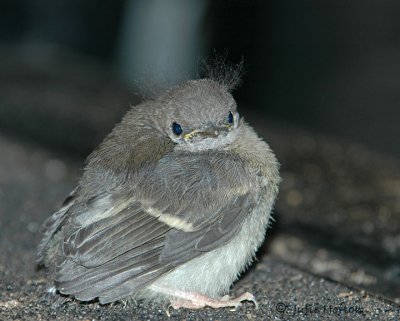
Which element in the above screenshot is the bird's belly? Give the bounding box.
[147,194,273,299]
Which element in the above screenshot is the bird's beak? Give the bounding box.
[184,126,229,142]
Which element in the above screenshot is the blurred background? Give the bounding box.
[1,0,400,158]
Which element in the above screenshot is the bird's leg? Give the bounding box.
[149,285,257,315]
[169,291,258,310]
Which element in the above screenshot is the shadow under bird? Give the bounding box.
[37,70,280,313]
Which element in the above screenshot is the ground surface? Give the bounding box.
[1,130,399,321]
[0,56,399,320]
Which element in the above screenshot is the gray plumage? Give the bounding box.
[37,76,280,307]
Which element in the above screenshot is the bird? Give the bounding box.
[37,66,280,313]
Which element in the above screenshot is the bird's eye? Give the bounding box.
[172,122,183,135]
[228,111,234,124]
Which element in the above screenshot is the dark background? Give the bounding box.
[1,0,400,157]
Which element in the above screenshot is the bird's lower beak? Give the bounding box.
[184,127,228,141]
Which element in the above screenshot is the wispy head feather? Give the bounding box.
[134,52,244,100]
[198,52,244,92]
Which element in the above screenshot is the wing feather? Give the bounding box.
[41,150,261,303]
[57,244,168,302]
[65,205,170,268]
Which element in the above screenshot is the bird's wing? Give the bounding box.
[139,151,259,265]
[55,193,173,303]
[52,151,259,303]
[37,187,79,264]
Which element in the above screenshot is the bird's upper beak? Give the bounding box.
[183,126,230,142]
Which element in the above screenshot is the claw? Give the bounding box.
[165,303,173,317]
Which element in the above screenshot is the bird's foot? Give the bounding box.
[166,291,258,316]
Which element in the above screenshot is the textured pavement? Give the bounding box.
[0,131,399,321]
[0,55,399,320]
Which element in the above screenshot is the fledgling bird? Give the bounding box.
[37,67,280,313]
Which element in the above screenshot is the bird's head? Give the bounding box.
[155,79,242,152]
